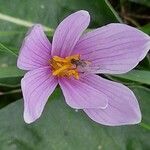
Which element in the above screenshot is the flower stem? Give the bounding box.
[0,12,54,32]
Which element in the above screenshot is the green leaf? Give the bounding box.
[0,86,149,149]
[141,24,150,35]
[0,89,21,109]
[0,42,17,56]
[0,50,17,67]
[0,48,23,87]
[0,66,24,79]
[0,0,120,53]
[131,86,150,126]
[111,70,150,85]
[0,77,21,87]
[0,50,23,86]
[104,0,122,23]
[0,46,24,79]
[0,12,53,32]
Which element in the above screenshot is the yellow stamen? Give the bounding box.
[53,65,71,76]
[50,54,80,79]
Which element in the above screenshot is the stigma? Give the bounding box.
[50,54,80,79]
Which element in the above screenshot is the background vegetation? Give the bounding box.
[0,0,149,149]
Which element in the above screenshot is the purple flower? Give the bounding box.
[17,10,150,125]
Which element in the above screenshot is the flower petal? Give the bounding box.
[81,74,141,126]
[21,67,58,123]
[58,77,108,109]
[17,24,52,71]
[74,23,150,74]
[51,10,90,57]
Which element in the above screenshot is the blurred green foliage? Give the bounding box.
[0,87,149,150]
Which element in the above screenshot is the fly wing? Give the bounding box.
[77,60,93,73]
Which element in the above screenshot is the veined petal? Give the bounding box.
[74,23,150,74]
[59,77,108,109]
[21,67,58,123]
[17,24,52,71]
[51,10,90,57]
[81,74,141,126]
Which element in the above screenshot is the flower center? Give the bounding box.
[50,54,81,79]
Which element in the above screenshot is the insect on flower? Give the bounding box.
[71,58,89,68]
[70,55,91,73]
[17,10,150,125]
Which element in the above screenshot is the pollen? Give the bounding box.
[50,54,80,79]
